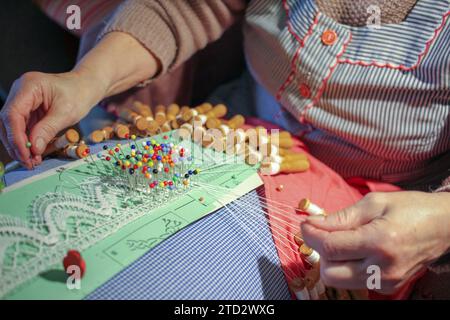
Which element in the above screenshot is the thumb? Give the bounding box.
[30,112,72,155]
[305,200,378,232]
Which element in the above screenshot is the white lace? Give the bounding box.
[0,173,197,298]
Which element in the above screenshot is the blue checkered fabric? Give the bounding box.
[87,190,290,300]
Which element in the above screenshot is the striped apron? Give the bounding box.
[244,0,450,190]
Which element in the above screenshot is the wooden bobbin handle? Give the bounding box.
[89,126,113,144]
[118,108,148,131]
[131,101,153,118]
[195,102,213,114]
[43,129,80,157]
[269,135,294,149]
[166,104,180,121]
[113,123,130,139]
[206,117,222,129]
[206,104,227,118]
[60,144,89,159]
[282,153,308,162]
[181,108,197,122]
[154,105,167,125]
[280,160,310,173]
[227,114,245,129]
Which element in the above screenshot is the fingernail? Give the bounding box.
[35,137,45,153]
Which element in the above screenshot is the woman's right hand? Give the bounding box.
[0,69,107,169]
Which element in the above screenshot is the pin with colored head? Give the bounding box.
[25,141,34,170]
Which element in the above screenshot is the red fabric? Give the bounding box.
[247,118,420,300]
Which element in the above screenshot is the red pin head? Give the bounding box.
[63,250,86,278]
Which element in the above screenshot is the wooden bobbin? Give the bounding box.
[195,102,213,114]
[305,268,327,300]
[278,148,298,156]
[260,159,310,175]
[129,126,148,138]
[270,137,294,149]
[298,198,327,216]
[299,244,321,266]
[118,108,148,131]
[60,144,89,159]
[206,117,222,129]
[166,104,180,121]
[181,108,198,122]
[193,114,208,126]
[43,129,80,157]
[294,232,304,246]
[289,277,310,300]
[154,105,167,125]
[89,126,114,144]
[227,114,245,129]
[279,131,292,140]
[131,101,153,118]
[147,119,160,132]
[282,153,308,162]
[113,123,130,139]
[171,119,180,129]
[304,273,319,300]
[206,104,227,118]
[173,106,190,127]
[130,101,159,132]
[160,122,172,133]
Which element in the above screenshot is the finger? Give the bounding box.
[0,119,18,161]
[301,223,369,261]
[320,259,368,290]
[30,111,72,156]
[1,112,32,168]
[5,112,32,168]
[305,199,380,232]
[1,76,44,166]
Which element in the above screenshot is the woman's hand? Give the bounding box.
[0,70,107,169]
[301,191,450,294]
[0,32,160,169]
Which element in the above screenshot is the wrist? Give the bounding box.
[73,32,160,98]
[71,64,110,103]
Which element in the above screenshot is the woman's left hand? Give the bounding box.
[301,191,450,294]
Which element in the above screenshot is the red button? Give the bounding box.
[299,83,311,98]
[321,30,338,46]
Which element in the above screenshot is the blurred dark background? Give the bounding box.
[0,0,79,103]
[0,0,79,163]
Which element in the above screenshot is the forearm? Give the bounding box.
[73,32,160,100]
